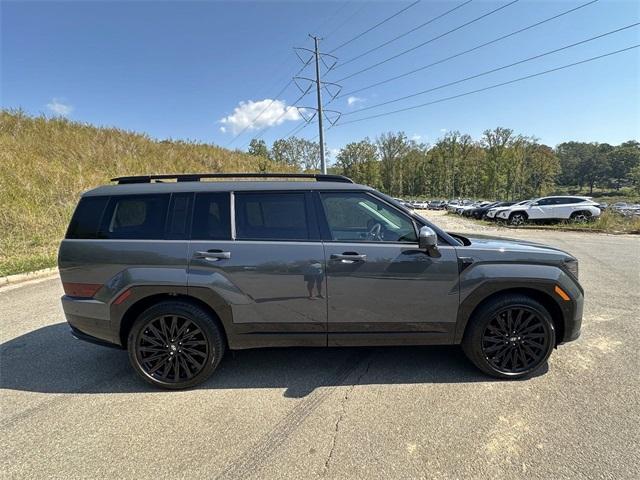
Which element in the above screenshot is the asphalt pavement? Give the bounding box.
[1,211,638,479]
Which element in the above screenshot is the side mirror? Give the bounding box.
[418,226,439,256]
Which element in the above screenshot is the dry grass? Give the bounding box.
[0,110,285,276]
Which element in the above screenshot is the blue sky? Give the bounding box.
[2,0,639,160]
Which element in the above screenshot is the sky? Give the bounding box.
[2,0,639,161]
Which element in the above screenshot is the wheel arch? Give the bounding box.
[456,286,565,346]
[509,210,529,219]
[118,293,229,349]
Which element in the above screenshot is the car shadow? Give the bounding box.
[0,323,547,397]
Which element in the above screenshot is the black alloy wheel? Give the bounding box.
[136,315,208,383]
[462,294,555,379]
[128,301,225,389]
[481,306,552,374]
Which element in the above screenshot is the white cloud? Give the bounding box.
[440,128,448,133]
[46,98,73,116]
[219,99,301,134]
[329,147,340,159]
[347,96,364,106]
[411,134,422,142]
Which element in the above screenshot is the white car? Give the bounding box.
[496,196,601,225]
[486,200,530,219]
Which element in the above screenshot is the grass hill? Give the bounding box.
[0,110,282,276]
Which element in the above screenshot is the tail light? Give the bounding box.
[63,283,102,298]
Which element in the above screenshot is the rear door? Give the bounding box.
[187,191,327,348]
[317,191,460,346]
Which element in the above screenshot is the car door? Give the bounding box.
[317,191,460,346]
[528,198,555,219]
[187,190,327,348]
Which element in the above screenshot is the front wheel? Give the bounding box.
[509,212,527,226]
[462,294,555,379]
[127,301,225,389]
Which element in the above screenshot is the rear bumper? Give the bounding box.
[61,295,121,347]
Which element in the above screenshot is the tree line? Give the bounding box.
[247,128,640,199]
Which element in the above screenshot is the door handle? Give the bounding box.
[330,252,367,263]
[194,250,231,261]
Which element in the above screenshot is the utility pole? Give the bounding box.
[293,37,341,174]
[311,35,326,174]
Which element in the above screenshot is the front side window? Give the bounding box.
[235,192,310,240]
[320,192,417,243]
[99,194,170,239]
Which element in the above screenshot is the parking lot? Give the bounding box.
[1,211,639,479]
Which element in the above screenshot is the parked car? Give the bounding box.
[59,173,583,389]
[495,196,601,225]
[428,200,447,210]
[486,200,531,220]
[462,201,502,218]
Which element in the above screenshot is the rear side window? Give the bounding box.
[235,192,310,240]
[66,196,109,239]
[191,193,231,240]
[99,194,170,239]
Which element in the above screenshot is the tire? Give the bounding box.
[509,212,527,226]
[127,301,225,389]
[461,294,555,379]
[570,211,591,223]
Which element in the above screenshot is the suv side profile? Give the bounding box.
[496,196,601,225]
[59,173,583,389]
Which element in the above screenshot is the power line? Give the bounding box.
[342,23,638,116]
[242,86,312,146]
[334,0,520,83]
[337,0,474,68]
[338,0,600,98]
[324,2,369,40]
[313,1,352,38]
[226,61,312,147]
[328,0,422,53]
[334,44,639,127]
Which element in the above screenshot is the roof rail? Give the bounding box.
[111,173,354,184]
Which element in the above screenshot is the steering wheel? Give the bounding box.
[367,222,383,241]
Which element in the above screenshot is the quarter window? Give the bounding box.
[66,196,109,239]
[235,192,310,240]
[320,192,417,242]
[99,195,170,239]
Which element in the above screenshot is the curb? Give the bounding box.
[0,267,59,287]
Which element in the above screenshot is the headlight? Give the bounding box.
[564,258,579,280]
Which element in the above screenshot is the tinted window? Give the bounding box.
[100,194,169,239]
[191,193,231,240]
[166,193,193,239]
[66,196,109,239]
[536,198,555,206]
[235,192,309,240]
[320,192,417,242]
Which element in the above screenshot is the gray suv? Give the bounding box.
[59,173,583,389]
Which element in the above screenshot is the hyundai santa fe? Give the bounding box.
[59,173,583,389]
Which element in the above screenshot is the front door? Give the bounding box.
[317,191,460,346]
[187,191,327,348]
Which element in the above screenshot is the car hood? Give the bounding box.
[451,232,575,263]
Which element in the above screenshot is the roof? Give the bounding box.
[84,180,372,196]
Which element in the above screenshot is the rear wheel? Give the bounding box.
[570,211,591,223]
[462,294,555,379]
[127,301,225,389]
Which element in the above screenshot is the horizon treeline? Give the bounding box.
[247,129,640,199]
